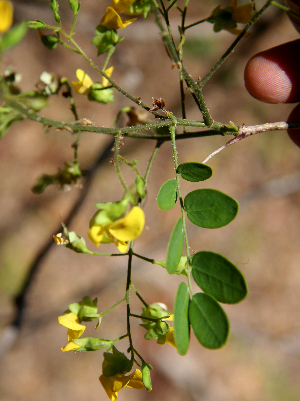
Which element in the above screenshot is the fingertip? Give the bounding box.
[244,40,300,104]
[244,55,292,103]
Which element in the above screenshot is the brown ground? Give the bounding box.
[1,1,300,401]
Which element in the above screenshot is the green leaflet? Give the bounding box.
[192,251,248,303]
[189,293,229,349]
[166,218,183,274]
[173,282,190,355]
[156,179,177,210]
[177,162,212,182]
[184,188,238,228]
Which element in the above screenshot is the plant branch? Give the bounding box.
[200,0,273,87]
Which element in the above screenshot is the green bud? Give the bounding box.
[142,362,152,391]
[67,231,89,253]
[130,0,151,19]
[73,337,112,352]
[69,296,98,321]
[26,20,46,29]
[91,198,129,226]
[50,0,61,24]
[140,303,171,343]
[68,0,81,14]
[40,33,59,49]
[88,83,114,104]
[135,175,146,199]
[91,26,122,56]
[123,190,137,206]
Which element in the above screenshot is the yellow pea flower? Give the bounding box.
[72,69,94,95]
[100,369,145,401]
[112,0,137,15]
[230,0,253,24]
[0,0,13,33]
[88,206,145,253]
[102,66,114,87]
[226,0,253,35]
[165,327,177,349]
[72,67,114,95]
[100,6,136,30]
[57,312,86,352]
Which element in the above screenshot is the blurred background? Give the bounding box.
[1,1,300,400]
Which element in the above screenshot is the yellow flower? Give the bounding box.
[112,0,136,15]
[230,0,253,24]
[57,312,86,352]
[0,0,13,33]
[88,206,145,253]
[100,6,136,30]
[165,327,177,349]
[100,369,145,401]
[72,69,94,95]
[102,66,114,87]
[72,67,114,95]
[226,0,253,35]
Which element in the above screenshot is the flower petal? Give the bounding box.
[232,4,253,24]
[61,342,81,352]
[111,374,131,392]
[76,69,94,86]
[88,225,105,246]
[72,69,93,94]
[67,327,85,342]
[102,66,114,87]
[99,375,119,401]
[100,6,136,30]
[115,239,129,253]
[0,1,13,33]
[112,0,136,15]
[109,206,145,242]
[126,369,145,389]
[165,327,177,349]
[57,312,85,331]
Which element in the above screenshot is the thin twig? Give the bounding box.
[202,121,294,164]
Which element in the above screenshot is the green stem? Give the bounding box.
[270,0,300,20]
[58,32,164,118]
[9,100,231,138]
[200,0,273,87]
[130,284,149,307]
[125,244,134,359]
[183,18,208,31]
[69,10,78,36]
[169,124,193,295]
[166,0,178,12]
[114,132,128,192]
[151,2,213,125]
[102,46,116,71]
[112,334,128,342]
[100,296,127,317]
[59,77,81,164]
[130,313,170,322]
[132,252,155,263]
[144,140,163,185]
